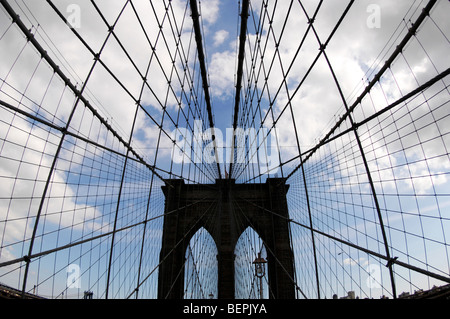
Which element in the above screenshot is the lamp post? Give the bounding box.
[253,252,267,299]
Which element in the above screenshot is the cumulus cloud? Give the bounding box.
[198,0,220,25]
[343,257,369,267]
[213,29,229,47]
[209,50,236,99]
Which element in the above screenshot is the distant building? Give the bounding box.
[399,292,410,298]
[340,291,356,299]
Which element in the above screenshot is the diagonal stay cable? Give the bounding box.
[0,196,214,269]
[162,198,219,299]
[285,0,439,182]
[301,67,450,161]
[127,197,219,299]
[230,194,277,299]
[232,197,308,299]
[235,194,450,285]
[46,0,217,184]
[181,193,221,299]
[0,0,166,184]
[242,66,450,184]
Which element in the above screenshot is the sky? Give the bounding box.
[1,0,448,168]
[0,0,449,299]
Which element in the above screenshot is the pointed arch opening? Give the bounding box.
[184,227,218,299]
[234,227,269,299]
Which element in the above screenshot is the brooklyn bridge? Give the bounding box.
[0,0,449,300]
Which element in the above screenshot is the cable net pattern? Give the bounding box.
[0,0,449,299]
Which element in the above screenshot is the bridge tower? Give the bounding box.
[157,178,295,299]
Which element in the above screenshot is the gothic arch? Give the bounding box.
[234,227,269,298]
[184,227,218,299]
[158,178,295,299]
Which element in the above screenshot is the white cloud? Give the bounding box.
[343,257,369,267]
[209,50,236,99]
[213,29,229,47]
[198,0,220,25]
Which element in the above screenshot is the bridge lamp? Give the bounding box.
[253,252,267,299]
